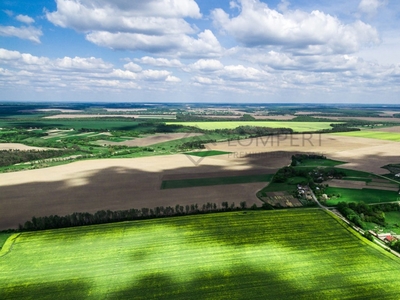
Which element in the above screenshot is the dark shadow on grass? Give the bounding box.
[0,279,91,300]
[108,268,304,300]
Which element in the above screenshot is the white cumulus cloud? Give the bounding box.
[190,59,224,72]
[45,0,217,57]
[0,26,42,43]
[134,56,183,68]
[15,15,35,24]
[358,0,387,17]
[212,0,380,54]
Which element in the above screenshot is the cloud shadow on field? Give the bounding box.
[0,150,399,230]
[0,279,91,300]
[108,268,304,300]
[106,263,397,300]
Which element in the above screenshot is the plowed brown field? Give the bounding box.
[1,133,399,230]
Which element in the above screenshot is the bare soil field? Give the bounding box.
[1,133,400,230]
[207,134,400,174]
[327,179,366,189]
[95,133,203,147]
[0,143,54,151]
[162,168,275,181]
[327,179,398,191]
[0,154,272,230]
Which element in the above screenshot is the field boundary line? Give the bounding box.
[375,173,400,185]
[0,233,21,258]
[323,209,400,261]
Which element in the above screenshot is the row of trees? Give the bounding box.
[18,201,253,232]
[214,126,293,137]
[272,165,345,184]
[290,154,326,166]
[0,149,75,167]
[337,202,400,229]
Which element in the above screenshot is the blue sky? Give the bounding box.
[1,0,399,103]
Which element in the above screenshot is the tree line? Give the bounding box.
[15,201,256,232]
[337,202,400,229]
[0,149,75,167]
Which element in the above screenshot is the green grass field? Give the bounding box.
[0,233,12,249]
[325,187,399,206]
[296,158,345,167]
[167,121,337,132]
[161,174,273,189]
[184,150,231,157]
[332,131,400,141]
[2,210,400,299]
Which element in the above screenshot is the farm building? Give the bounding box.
[384,235,397,243]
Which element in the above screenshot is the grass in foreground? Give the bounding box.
[0,233,12,250]
[2,210,400,299]
[324,187,399,206]
[167,121,337,132]
[161,174,273,189]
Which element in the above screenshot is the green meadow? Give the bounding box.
[325,187,399,205]
[167,121,337,132]
[332,130,400,141]
[2,210,400,299]
[295,158,345,167]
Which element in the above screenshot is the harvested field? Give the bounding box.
[0,143,54,151]
[162,169,275,181]
[328,179,366,189]
[1,133,400,229]
[0,155,270,230]
[94,133,203,147]
[208,134,400,174]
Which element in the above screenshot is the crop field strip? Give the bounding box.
[161,173,273,189]
[183,150,232,157]
[332,130,400,141]
[2,209,400,299]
